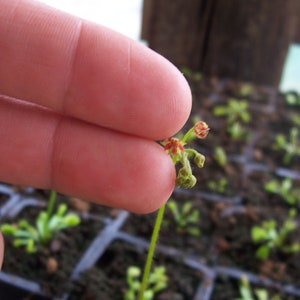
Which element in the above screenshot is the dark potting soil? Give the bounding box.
[69,240,203,300]
[211,275,298,300]
[1,202,105,298]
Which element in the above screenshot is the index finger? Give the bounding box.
[0,0,191,140]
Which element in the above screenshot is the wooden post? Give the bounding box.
[293,1,300,44]
[141,0,153,41]
[141,0,206,68]
[142,0,299,86]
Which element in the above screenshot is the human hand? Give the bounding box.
[0,0,191,216]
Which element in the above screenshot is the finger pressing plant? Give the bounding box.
[138,121,209,300]
[264,178,300,205]
[1,190,80,253]
[213,98,251,139]
[124,266,168,300]
[164,199,200,236]
[235,275,282,300]
[273,127,300,165]
[251,209,300,260]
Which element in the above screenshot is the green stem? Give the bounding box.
[138,203,166,300]
[181,152,193,173]
[181,127,195,144]
[184,148,199,158]
[47,190,57,220]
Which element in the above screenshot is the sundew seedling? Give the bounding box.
[251,209,300,260]
[291,113,300,127]
[273,127,300,165]
[165,199,200,236]
[284,91,300,106]
[181,67,202,82]
[138,121,209,300]
[213,146,228,167]
[1,190,80,253]
[264,178,300,206]
[213,98,250,140]
[208,178,228,194]
[124,266,168,300]
[235,275,282,300]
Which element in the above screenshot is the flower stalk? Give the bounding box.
[138,121,209,300]
[138,204,166,300]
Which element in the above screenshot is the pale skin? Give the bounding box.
[0,0,192,266]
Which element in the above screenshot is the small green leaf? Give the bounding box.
[63,214,81,227]
[256,245,270,260]
[255,289,268,300]
[251,226,267,242]
[57,204,67,216]
[187,227,200,236]
[182,202,192,215]
[1,224,17,235]
[127,266,141,278]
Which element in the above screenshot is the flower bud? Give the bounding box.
[176,174,197,189]
[194,121,209,139]
[163,138,184,155]
[176,167,197,188]
[194,152,205,168]
[177,166,189,177]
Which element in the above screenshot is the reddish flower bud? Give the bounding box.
[194,121,209,139]
[163,138,185,156]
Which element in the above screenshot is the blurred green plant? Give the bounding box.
[235,275,282,300]
[291,113,300,127]
[165,200,200,236]
[264,178,300,205]
[124,266,168,300]
[213,99,251,139]
[284,91,300,106]
[1,190,80,253]
[208,178,228,194]
[237,83,255,97]
[273,127,300,165]
[213,146,228,167]
[251,209,300,260]
[181,67,202,81]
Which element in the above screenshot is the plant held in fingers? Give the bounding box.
[165,199,200,236]
[124,266,168,300]
[138,121,209,300]
[251,209,300,260]
[1,190,80,253]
